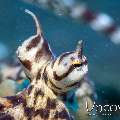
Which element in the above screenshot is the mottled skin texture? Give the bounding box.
[0,83,71,120]
[0,9,93,120]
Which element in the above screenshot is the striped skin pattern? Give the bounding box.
[0,9,89,120]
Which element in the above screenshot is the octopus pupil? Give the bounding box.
[73,63,82,68]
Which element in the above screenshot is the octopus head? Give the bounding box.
[50,41,88,91]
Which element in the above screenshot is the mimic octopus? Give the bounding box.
[0,9,94,120]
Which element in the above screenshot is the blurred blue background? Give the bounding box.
[0,0,120,119]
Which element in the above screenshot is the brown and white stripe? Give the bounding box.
[17,9,54,82]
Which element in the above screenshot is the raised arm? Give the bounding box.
[17,10,54,81]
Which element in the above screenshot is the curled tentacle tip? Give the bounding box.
[24,9,41,34]
[25,9,36,18]
[76,40,83,51]
[25,9,36,17]
[25,9,31,14]
[78,40,83,45]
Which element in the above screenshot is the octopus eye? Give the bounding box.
[73,63,83,67]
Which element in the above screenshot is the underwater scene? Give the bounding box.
[0,0,120,120]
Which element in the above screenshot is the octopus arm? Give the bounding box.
[0,80,72,120]
[17,10,54,80]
